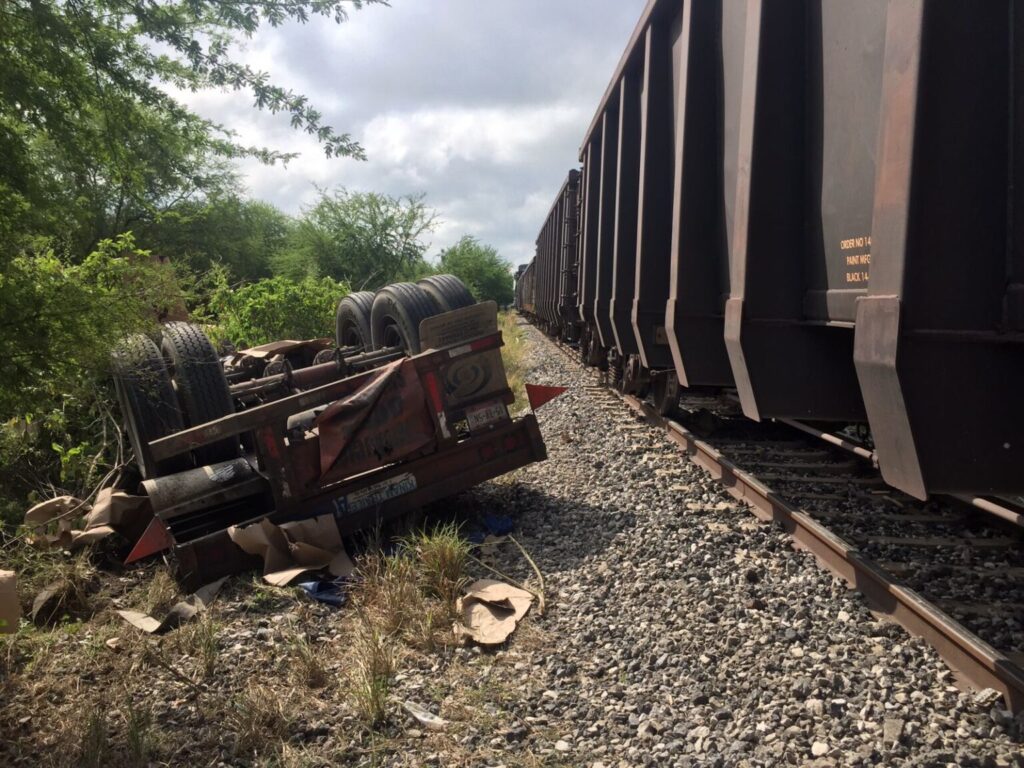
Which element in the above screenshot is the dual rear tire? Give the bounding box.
[336,275,476,355]
[113,322,237,478]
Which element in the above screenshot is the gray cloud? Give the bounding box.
[182,0,647,267]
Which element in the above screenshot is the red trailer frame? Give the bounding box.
[131,304,547,589]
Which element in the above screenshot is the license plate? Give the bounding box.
[466,400,508,432]
[334,472,417,515]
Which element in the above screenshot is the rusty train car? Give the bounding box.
[518,0,1024,503]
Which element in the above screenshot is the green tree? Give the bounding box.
[0,235,188,419]
[0,235,191,523]
[136,196,294,282]
[0,0,378,255]
[278,189,437,289]
[439,236,514,306]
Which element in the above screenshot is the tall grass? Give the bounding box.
[403,522,470,611]
[498,311,528,411]
[346,611,396,726]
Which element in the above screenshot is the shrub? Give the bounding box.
[204,269,348,348]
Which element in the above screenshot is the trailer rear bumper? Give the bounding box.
[171,414,546,590]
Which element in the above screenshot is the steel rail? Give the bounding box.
[540,330,1024,712]
[620,394,1024,713]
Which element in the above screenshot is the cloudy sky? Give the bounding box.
[179,0,647,267]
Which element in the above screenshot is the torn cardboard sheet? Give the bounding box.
[0,570,18,634]
[24,490,151,550]
[117,576,227,634]
[453,579,534,645]
[228,514,354,586]
[24,495,89,527]
[86,488,150,531]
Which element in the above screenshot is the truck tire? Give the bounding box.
[370,282,442,354]
[111,334,189,479]
[335,291,375,350]
[160,322,238,466]
[416,274,476,312]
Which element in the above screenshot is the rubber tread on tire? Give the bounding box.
[370,282,443,354]
[111,334,189,479]
[416,274,476,312]
[335,291,375,349]
[160,322,238,465]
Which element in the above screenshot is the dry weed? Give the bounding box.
[227,682,293,756]
[78,708,110,768]
[143,567,180,616]
[404,522,470,611]
[346,611,396,726]
[180,613,220,679]
[354,552,422,636]
[406,600,450,653]
[122,699,156,767]
[286,629,330,689]
[498,310,529,410]
[22,552,97,625]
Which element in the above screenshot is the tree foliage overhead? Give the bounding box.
[278,188,437,289]
[439,235,514,306]
[0,0,379,254]
[136,195,293,282]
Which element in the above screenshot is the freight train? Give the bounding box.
[515,0,1024,503]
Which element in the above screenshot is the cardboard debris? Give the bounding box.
[117,577,227,634]
[31,580,69,623]
[24,490,151,550]
[0,570,18,634]
[402,700,448,731]
[235,338,332,360]
[453,579,534,646]
[87,488,150,530]
[24,495,89,527]
[228,514,354,587]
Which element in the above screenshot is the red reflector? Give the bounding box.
[480,443,497,461]
[503,435,520,452]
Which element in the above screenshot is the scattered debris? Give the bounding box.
[228,515,354,586]
[453,579,534,645]
[117,577,226,634]
[24,489,151,550]
[296,579,348,607]
[0,569,18,634]
[481,514,514,536]
[402,700,448,731]
[974,687,1004,707]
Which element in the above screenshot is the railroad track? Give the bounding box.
[533,324,1024,714]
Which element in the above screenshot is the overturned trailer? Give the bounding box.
[113,279,546,589]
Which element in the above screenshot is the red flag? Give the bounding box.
[125,517,174,563]
[525,383,568,411]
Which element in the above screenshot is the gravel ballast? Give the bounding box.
[425,319,1023,767]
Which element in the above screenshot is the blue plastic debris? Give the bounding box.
[297,579,347,607]
[482,514,514,536]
